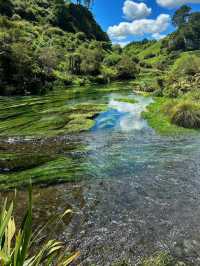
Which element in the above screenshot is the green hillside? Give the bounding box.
[124,5,200,131]
[1,0,109,41]
[0,0,112,95]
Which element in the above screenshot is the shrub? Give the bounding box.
[185,89,200,102]
[77,45,104,75]
[163,86,180,98]
[103,53,121,67]
[53,70,73,85]
[131,55,140,64]
[101,65,117,82]
[171,53,200,77]
[152,88,163,97]
[144,53,156,59]
[140,61,152,68]
[139,82,155,92]
[116,55,137,80]
[75,31,87,41]
[170,101,200,128]
[156,61,166,71]
[38,47,59,75]
[66,53,81,75]
[93,74,108,84]
[156,78,164,88]
[112,44,122,54]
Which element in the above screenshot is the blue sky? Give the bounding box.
[91,0,200,44]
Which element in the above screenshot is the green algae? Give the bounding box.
[0,156,86,190]
[0,90,108,137]
[0,153,52,172]
[116,97,138,104]
[64,118,95,133]
[0,84,135,189]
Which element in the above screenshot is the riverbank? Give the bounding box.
[142,97,197,135]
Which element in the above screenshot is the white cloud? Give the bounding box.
[157,0,200,8]
[152,33,166,39]
[107,14,170,40]
[123,0,152,20]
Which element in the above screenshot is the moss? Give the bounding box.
[116,97,138,104]
[143,98,196,135]
[63,102,107,133]
[39,115,69,129]
[72,103,107,113]
[64,118,95,133]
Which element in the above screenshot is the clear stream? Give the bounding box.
[1,85,200,265]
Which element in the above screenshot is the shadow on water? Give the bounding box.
[1,86,200,265]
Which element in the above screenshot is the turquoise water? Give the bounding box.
[1,87,200,265]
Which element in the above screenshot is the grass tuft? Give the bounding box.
[170,101,200,129]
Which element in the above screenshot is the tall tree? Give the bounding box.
[172,5,191,28]
[76,0,94,8]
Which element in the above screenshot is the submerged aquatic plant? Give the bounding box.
[0,187,79,265]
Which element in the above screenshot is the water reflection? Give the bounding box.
[91,95,153,132]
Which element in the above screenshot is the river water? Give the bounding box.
[1,85,200,265]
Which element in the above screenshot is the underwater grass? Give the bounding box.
[0,157,86,190]
[0,84,134,137]
[0,96,107,137]
[115,97,138,104]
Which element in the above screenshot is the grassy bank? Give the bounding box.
[143,97,197,135]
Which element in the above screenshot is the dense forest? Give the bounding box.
[0,0,138,95]
[0,0,200,98]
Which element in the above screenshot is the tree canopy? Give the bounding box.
[166,5,200,51]
[172,5,191,28]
